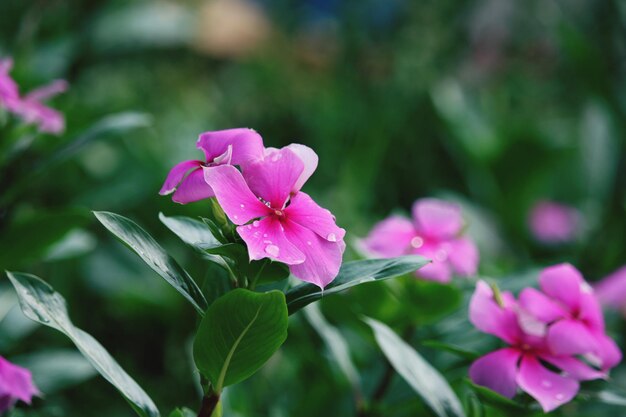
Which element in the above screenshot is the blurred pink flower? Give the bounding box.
[359,198,479,283]
[0,57,67,134]
[160,128,265,204]
[0,356,39,413]
[0,59,20,112]
[470,264,621,412]
[204,145,345,288]
[16,79,68,134]
[518,264,621,371]
[594,265,626,315]
[529,200,580,244]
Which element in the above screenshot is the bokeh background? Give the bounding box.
[1,0,625,416]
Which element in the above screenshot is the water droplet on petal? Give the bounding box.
[253,220,260,227]
[307,240,312,246]
[265,244,280,257]
[263,233,268,238]
[233,215,238,220]
[240,203,245,209]
[435,249,448,262]
[542,380,552,388]
[327,233,337,242]
[410,236,424,248]
[555,393,564,401]
[247,225,252,230]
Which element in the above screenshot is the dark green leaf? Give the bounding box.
[365,317,466,417]
[465,379,523,409]
[421,340,480,360]
[6,272,160,417]
[286,256,429,315]
[95,211,207,314]
[400,279,462,324]
[167,408,196,417]
[193,289,288,392]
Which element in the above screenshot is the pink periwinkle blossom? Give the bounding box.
[204,144,346,289]
[358,198,478,283]
[0,57,67,134]
[529,200,580,244]
[469,264,621,412]
[0,356,39,413]
[595,265,626,315]
[160,128,265,204]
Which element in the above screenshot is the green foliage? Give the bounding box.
[94,211,208,314]
[6,272,160,417]
[193,289,288,392]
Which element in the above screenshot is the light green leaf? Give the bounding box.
[193,289,288,392]
[286,256,429,315]
[6,272,160,417]
[365,317,466,417]
[167,408,196,417]
[95,211,207,314]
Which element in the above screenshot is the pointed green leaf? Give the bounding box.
[95,211,207,314]
[365,317,466,417]
[6,272,160,417]
[193,289,288,392]
[286,256,429,315]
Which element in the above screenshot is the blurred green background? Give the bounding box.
[0,0,625,416]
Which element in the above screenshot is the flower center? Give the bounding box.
[274,210,284,217]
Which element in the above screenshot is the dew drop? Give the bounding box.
[240,203,245,209]
[435,249,448,262]
[253,220,260,227]
[247,225,252,230]
[233,215,238,220]
[265,244,280,257]
[410,236,424,249]
[327,233,337,242]
[307,241,312,246]
[263,233,268,238]
[542,380,552,388]
[555,393,564,401]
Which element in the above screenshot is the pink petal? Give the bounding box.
[414,249,452,283]
[24,79,68,102]
[447,237,479,277]
[243,147,304,209]
[539,263,583,312]
[518,288,567,323]
[17,100,65,134]
[469,280,521,344]
[285,192,345,242]
[528,200,579,243]
[358,215,415,258]
[412,198,463,239]
[540,355,606,381]
[236,216,305,265]
[171,168,215,204]
[594,265,626,310]
[591,332,622,370]
[283,144,318,192]
[159,160,203,195]
[196,128,265,167]
[203,165,271,225]
[283,219,345,288]
[0,356,38,404]
[578,291,605,332]
[516,354,579,413]
[469,348,521,398]
[546,319,597,357]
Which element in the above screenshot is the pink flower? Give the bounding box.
[519,264,622,370]
[359,198,478,283]
[0,356,39,413]
[529,200,580,244]
[0,59,20,112]
[595,265,626,315]
[0,57,67,134]
[159,128,265,204]
[469,281,605,412]
[15,79,68,134]
[204,144,345,288]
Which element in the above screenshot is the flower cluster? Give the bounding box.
[528,200,581,244]
[0,57,67,134]
[0,356,38,413]
[160,128,346,288]
[469,263,621,412]
[358,198,478,282]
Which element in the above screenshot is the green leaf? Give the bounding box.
[303,304,362,398]
[6,272,160,417]
[95,211,207,314]
[465,379,523,409]
[399,279,462,324]
[365,317,466,417]
[167,408,196,417]
[0,210,89,269]
[286,256,429,315]
[421,341,480,361]
[193,289,288,392]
